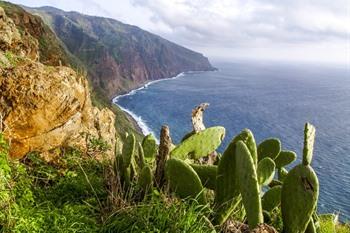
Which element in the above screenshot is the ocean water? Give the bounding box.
[113,61,350,221]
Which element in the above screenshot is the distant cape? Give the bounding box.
[27,6,216,99]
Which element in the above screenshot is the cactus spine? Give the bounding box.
[235,140,263,229]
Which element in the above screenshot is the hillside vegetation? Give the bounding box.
[0,1,349,232]
[27,6,215,98]
[1,106,350,232]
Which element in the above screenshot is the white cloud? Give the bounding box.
[7,0,350,64]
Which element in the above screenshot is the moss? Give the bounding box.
[4,51,17,66]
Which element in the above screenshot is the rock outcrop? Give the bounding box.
[0,6,116,159]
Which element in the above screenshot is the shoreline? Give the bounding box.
[112,72,187,139]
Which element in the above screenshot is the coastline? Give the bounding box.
[112,72,186,139]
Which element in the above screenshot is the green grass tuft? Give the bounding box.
[102,194,214,233]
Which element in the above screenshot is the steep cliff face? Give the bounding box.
[0,5,116,159]
[0,1,80,67]
[27,6,216,98]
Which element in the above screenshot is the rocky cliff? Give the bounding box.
[27,6,216,98]
[0,5,116,159]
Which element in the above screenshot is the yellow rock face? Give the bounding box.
[0,6,116,159]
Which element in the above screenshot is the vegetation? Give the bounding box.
[89,85,143,141]
[1,105,349,232]
[0,136,104,232]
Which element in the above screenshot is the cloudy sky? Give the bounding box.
[9,0,350,65]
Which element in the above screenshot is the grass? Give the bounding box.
[0,137,107,232]
[102,194,214,233]
[319,214,350,233]
[0,134,213,232]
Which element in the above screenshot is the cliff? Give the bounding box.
[0,4,116,159]
[0,1,215,158]
[26,6,216,99]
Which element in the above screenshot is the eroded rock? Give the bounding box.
[0,6,116,159]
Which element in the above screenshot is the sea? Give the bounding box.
[113,60,350,221]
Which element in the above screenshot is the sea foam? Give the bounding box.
[112,72,186,140]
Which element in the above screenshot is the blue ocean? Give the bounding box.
[114,61,350,221]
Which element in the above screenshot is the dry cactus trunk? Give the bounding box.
[154,125,172,189]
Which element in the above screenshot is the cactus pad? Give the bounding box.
[262,185,282,212]
[170,126,225,159]
[281,164,319,233]
[236,140,263,229]
[165,158,205,204]
[214,129,257,225]
[137,142,146,169]
[122,133,136,167]
[274,150,297,168]
[257,157,276,186]
[138,165,153,194]
[303,123,316,166]
[190,164,217,190]
[232,128,258,167]
[257,138,281,161]
[142,134,157,158]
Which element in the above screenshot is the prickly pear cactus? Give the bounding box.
[257,138,281,161]
[235,140,263,229]
[274,150,296,168]
[170,127,225,160]
[232,128,258,167]
[137,142,146,169]
[165,158,205,204]
[214,128,257,225]
[257,157,275,186]
[281,164,319,233]
[142,134,157,158]
[138,165,153,194]
[190,164,217,190]
[181,131,195,142]
[262,185,282,212]
[303,123,316,166]
[122,133,136,167]
[116,155,131,190]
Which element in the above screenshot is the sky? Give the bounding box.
[8,0,350,65]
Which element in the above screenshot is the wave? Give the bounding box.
[117,105,159,142]
[112,72,187,139]
[112,72,185,102]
